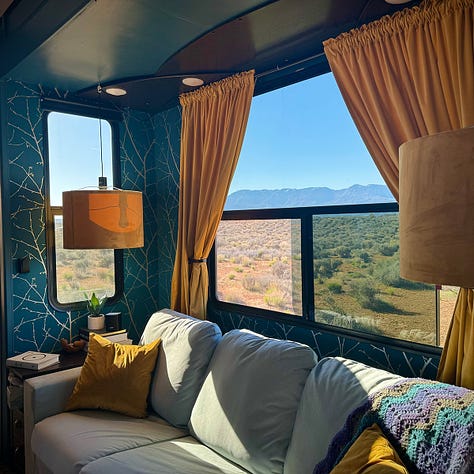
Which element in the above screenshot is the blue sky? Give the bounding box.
[229,73,385,194]
[48,112,113,206]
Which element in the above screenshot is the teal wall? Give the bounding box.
[153,107,181,309]
[1,79,440,378]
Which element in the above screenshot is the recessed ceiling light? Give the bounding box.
[104,87,127,96]
[385,0,411,4]
[182,77,204,87]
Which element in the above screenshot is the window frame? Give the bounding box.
[209,202,442,355]
[43,99,124,311]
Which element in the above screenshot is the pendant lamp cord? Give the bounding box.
[99,114,104,178]
[97,84,107,189]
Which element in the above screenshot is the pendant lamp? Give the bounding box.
[62,179,144,249]
[62,91,144,250]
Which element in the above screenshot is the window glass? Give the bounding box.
[47,111,117,306]
[313,213,436,345]
[215,219,302,315]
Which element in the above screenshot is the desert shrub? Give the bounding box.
[316,310,383,336]
[264,287,287,309]
[76,260,88,272]
[350,280,378,309]
[98,255,114,267]
[379,244,399,256]
[374,258,431,290]
[327,282,342,294]
[359,251,372,263]
[337,246,352,258]
[272,261,290,279]
[98,270,109,280]
[374,258,401,286]
[105,272,114,283]
[313,245,330,259]
[217,290,245,305]
[242,275,271,292]
[400,329,435,345]
[314,258,342,280]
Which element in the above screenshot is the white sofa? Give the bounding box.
[23,309,447,474]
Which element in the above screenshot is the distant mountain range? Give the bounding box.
[224,184,395,210]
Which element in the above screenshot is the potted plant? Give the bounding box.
[85,292,107,330]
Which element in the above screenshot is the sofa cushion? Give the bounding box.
[79,436,250,474]
[284,357,402,474]
[65,333,160,418]
[189,329,318,474]
[31,411,187,474]
[139,308,222,427]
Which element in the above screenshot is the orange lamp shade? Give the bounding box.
[399,127,474,287]
[62,190,144,249]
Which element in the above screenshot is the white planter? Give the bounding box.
[88,314,105,331]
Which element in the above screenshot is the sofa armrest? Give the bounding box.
[24,367,81,474]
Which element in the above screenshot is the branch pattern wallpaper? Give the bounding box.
[5,81,165,353]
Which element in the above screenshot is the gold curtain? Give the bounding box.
[171,70,255,319]
[437,289,474,389]
[323,0,474,387]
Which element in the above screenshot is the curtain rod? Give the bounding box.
[90,51,328,90]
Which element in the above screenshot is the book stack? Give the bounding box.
[79,328,132,351]
[7,351,60,370]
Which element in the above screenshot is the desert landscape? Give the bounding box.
[215,215,456,347]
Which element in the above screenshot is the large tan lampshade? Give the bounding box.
[63,189,144,249]
[399,126,474,287]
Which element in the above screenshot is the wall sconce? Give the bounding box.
[399,127,474,287]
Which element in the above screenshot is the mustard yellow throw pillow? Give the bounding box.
[330,424,408,474]
[66,333,161,418]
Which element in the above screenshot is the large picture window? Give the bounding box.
[45,108,122,309]
[211,72,446,348]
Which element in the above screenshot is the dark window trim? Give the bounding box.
[43,105,124,311]
[209,202,442,357]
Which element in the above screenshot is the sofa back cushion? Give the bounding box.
[189,329,318,474]
[139,309,222,427]
[284,357,402,474]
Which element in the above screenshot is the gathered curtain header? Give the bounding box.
[179,70,255,106]
[324,0,474,56]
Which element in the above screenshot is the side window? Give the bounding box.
[212,72,444,348]
[46,110,122,308]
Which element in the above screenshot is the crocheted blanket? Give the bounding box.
[314,378,474,474]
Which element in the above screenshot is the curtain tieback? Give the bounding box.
[188,258,207,264]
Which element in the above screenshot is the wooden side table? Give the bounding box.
[7,351,87,473]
